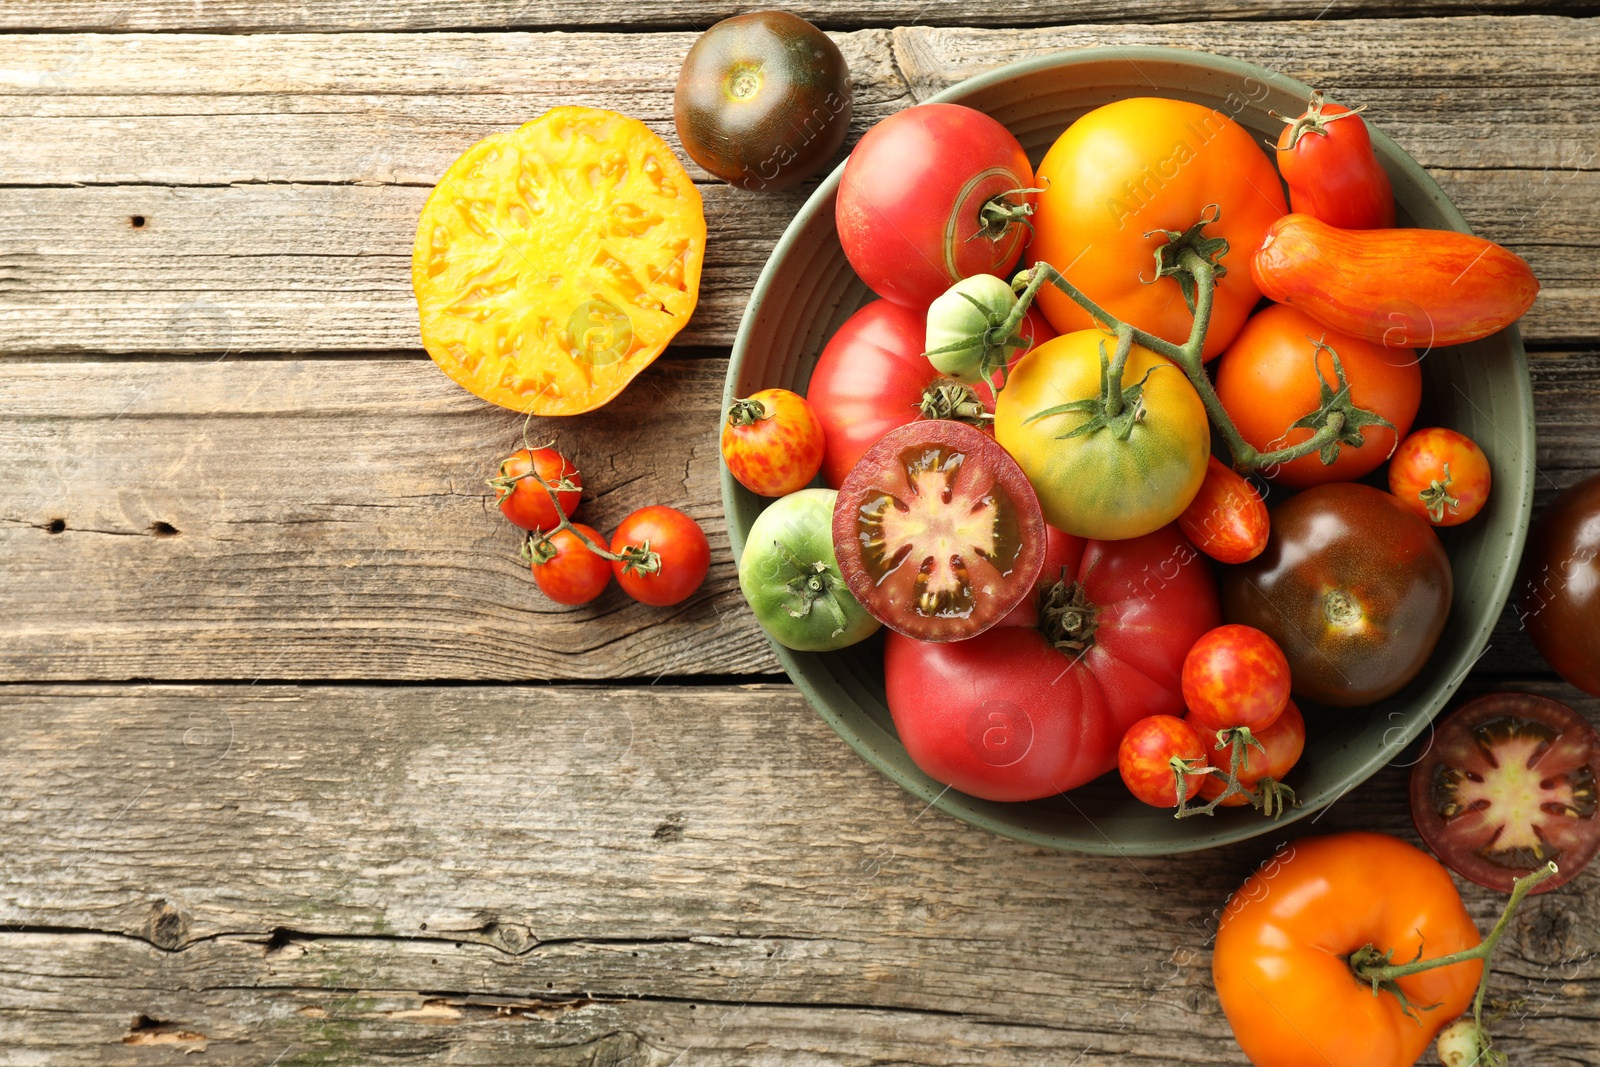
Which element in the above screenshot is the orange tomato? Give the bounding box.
[1214,833,1482,1067]
[1177,456,1268,564]
[1027,98,1286,359]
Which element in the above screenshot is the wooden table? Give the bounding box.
[3,3,1597,1063]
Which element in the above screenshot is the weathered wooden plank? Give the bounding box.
[1,351,1594,682]
[0,681,1595,1064]
[3,0,1593,32]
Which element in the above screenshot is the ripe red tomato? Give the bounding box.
[494,447,581,531]
[530,523,612,606]
[1198,699,1305,808]
[884,523,1220,801]
[1215,303,1420,488]
[610,506,711,607]
[1410,692,1600,894]
[1028,97,1286,358]
[806,298,1053,487]
[1182,624,1291,733]
[1274,91,1394,230]
[1177,456,1268,564]
[1388,427,1491,527]
[832,420,1045,642]
[721,388,825,497]
[1517,473,1600,695]
[1118,716,1206,808]
[836,103,1036,308]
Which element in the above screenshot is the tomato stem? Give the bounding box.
[1271,90,1369,151]
[917,380,992,424]
[725,397,772,428]
[510,445,661,575]
[1420,463,1460,523]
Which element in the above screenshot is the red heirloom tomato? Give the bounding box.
[1517,473,1600,695]
[833,420,1044,642]
[1388,427,1491,526]
[1215,303,1420,488]
[1252,213,1540,349]
[1177,456,1269,564]
[610,506,711,607]
[1198,699,1305,807]
[806,298,1054,488]
[884,523,1221,801]
[493,447,581,531]
[721,388,825,497]
[1027,97,1287,358]
[1274,91,1395,230]
[1222,483,1451,707]
[1118,715,1207,808]
[1410,692,1600,894]
[530,524,612,606]
[1214,833,1482,1067]
[1181,624,1291,733]
[674,11,850,191]
[836,103,1036,308]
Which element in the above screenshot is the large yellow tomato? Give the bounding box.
[413,106,705,416]
[995,329,1209,539]
[1027,98,1286,359]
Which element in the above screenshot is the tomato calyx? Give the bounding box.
[1022,327,1166,443]
[1418,462,1461,523]
[917,379,991,424]
[1037,574,1101,651]
[1143,203,1230,314]
[772,541,854,637]
[971,184,1046,243]
[1285,335,1398,467]
[1272,90,1369,151]
[724,396,774,428]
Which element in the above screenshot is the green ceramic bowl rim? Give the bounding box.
[724,45,1535,854]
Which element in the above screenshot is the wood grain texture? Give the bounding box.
[2,681,1596,1065]
[1,352,1593,682]
[4,0,1593,32]
[1,21,1597,352]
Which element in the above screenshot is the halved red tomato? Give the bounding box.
[832,420,1044,642]
[1410,692,1600,894]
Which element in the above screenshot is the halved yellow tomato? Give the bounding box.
[412,106,706,415]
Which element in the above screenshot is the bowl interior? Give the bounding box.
[724,47,1534,855]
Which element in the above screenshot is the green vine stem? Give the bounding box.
[1349,861,1559,1063]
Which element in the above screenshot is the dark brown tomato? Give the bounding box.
[1221,482,1452,707]
[1517,473,1600,696]
[1410,692,1600,894]
[833,420,1044,642]
[673,12,850,191]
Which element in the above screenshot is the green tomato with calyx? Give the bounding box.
[739,488,879,651]
[925,273,1024,384]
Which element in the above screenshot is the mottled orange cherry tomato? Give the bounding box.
[530,524,612,606]
[1388,427,1491,526]
[1181,624,1290,733]
[1118,715,1206,808]
[721,388,825,497]
[494,447,582,532]
[1177,456,1269,564]
[1198,699,1305,807]
[1214,833,1481,1067]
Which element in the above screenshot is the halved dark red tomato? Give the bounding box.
[1410,692,1600,894]
[832,419,1044,641]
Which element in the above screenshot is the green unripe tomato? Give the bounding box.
[925,274,1022,384]
[739,488,879,651]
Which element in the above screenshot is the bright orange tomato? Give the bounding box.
[1214,833,1481,1067]
[1027,98,1286,359]
[1177,456,1268,564]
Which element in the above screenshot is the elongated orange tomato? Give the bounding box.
[413,107,706,415]
[1252,213,1537,349]
[1177,456,1268,563]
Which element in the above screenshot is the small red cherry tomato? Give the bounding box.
[721,387,825,497]
[1274,91,1394,230]
[494,447,581,532]
[1119,715,1207,808]
[530,523,612,606]
[1387,427,1491,527]
[1198,699,1306,807]
[1182,624,1291,733]
[1177,456,1269,564]
[611,506,711,607]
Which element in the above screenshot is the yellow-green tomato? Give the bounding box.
[994,329,1209,539]
[739,488,880,651]
[925,274,1022,384]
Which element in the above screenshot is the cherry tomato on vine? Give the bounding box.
[721,388,825,497]
[1518,472,1600,695]
[1274,91,1395,230]
[1388,427,1491,527]
[1181,625,1291,733]
[1177,456,1269,564]
[1197,699,1305,808]
[493,447,581,532]
[1118,716,1206,808]
[530,523,612,606]
[1215,303,1420,488]
[610,506,711,607]
[836,103,1036,308]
